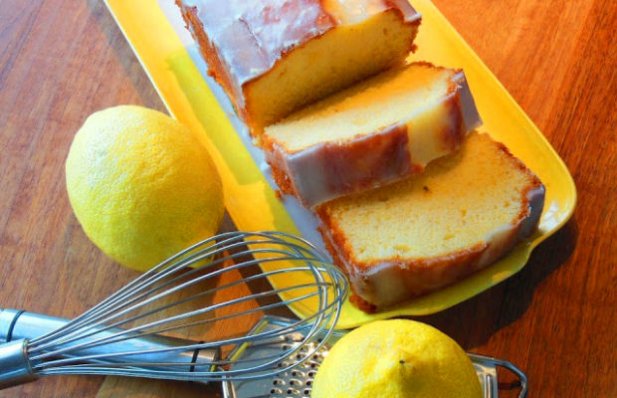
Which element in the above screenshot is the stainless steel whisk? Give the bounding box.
[0,231,348,389]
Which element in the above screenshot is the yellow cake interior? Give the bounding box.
[264,64,453,151]
[247,9,417,131]
[321,134,535,264]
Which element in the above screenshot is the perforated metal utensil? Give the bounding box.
[0,231,347,389]
[1,313,527,398]
[221,316,529,398]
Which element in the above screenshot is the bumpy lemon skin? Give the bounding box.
[311,319,482,398]
[66,105,224,272]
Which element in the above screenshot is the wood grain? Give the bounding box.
[0,0,615,397]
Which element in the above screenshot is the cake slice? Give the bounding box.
[263,63,481,207]
[176,0,421,133]
[316,133,545,312]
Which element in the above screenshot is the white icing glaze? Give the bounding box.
[519,184,546,239]
[453,70,483,132]
[345,180,547,309]
[268,69,482,208]
[188,0,336,90]
[182,0,420,90]
[326,0,420,24]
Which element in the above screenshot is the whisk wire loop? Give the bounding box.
[31,283,325,367]
[3,231,347,384]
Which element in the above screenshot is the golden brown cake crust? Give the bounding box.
[177,0,336,125]
[264,123,420,204]
[316,134,546,312]
[178,0,336,86]
[262,67,472,208]
[176,0,421,131]
[178,0,421,85]
[318,200,533,313]
[267,149,298,198]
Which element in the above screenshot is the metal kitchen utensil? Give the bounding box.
[1,313,527,398]
[222,316,529,398]
[0,231,347,389]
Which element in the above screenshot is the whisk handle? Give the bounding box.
[0,309,219,380]
[0,339,37,389]
[0,309,65,344]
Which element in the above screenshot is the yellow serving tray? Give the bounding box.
[105,0,576,329]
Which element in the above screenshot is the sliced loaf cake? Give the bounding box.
[263,63,481,207]
[176,0,421,133]
[316,133,545,312]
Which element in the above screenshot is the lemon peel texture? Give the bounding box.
[312,319,482,398]
[66,105,224,271]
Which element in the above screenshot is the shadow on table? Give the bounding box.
[410,219,578,349]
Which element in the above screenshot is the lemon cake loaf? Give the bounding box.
[176,0,421,133]
[316,133,545,312]
[263,63,481,207]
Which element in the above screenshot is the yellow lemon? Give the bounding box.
[66,105,224,272]
[312,319,482,398]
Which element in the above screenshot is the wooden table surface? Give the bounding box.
[1,0,615,397]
